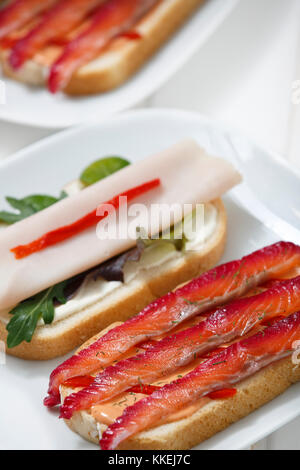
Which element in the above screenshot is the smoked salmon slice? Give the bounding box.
[60,275,300,418]
[0,0,56,40]
[9,0,103,69]
[44,242,300,407]
[100,311,300,450]
[48,0,158,93]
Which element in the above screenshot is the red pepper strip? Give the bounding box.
[9,0,103,69]
[120,30,142,40]
[207,388,237,400]
[128,384,159,395]
[0,0,56,40]
[63,375,95,388]
[48,0,158,93]
[100,311,300,449]
[11,178,160,260]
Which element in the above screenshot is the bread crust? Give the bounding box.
[0,0,205,95]
[61,337,300,449]
[0,199,226,360]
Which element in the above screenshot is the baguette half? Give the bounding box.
[0,198,226,360]
[0,0,205,95]
[61,326,300,450]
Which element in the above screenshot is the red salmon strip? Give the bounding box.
[44,242,300,407]
[0,0,56,39]
[9,0,102,69]
[48,0,158,93]
[60,276,300,418]
[100,311,300,449]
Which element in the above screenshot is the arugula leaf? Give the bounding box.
[0,192,66,225]
[80,156,130,187]
[6,281,68,348]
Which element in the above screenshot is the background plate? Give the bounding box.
[0,0,238,129]
[0,109,299,450]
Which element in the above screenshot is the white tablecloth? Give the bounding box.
[0,0,299,449]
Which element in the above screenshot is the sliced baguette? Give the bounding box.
[0,198,226,360]
[0,0,205,95]
[61,353,300,450]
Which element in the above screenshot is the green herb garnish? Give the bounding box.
[80,156,130,187]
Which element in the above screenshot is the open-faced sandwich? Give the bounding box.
[0,140,241,359]
[0,0,205,95]
[45,241,300,450]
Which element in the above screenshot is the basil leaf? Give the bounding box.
[0,193,64,225]
[6,197,36,217]
[21,195,61,212]
[80,156,130,187]
[6,282,68,348]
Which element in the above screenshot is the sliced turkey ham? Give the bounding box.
[0,140,242,309]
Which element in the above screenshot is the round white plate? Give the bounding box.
[0,0,238,129]
[0,109,299,450]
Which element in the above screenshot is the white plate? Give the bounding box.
[0,0,238,129]
[0,109,299,450]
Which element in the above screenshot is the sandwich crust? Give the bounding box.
[0,0,205,95]
[0,199,226,360]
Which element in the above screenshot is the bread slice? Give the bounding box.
[0,0,205,95]
[0,198,226,360]
[61,354,300,450]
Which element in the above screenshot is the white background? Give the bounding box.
[0,0,299,449]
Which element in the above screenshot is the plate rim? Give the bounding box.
[1,107,299,180]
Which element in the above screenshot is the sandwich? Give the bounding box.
[0,139,241,359]
[45,241,300,449]
[0,0,205,95]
